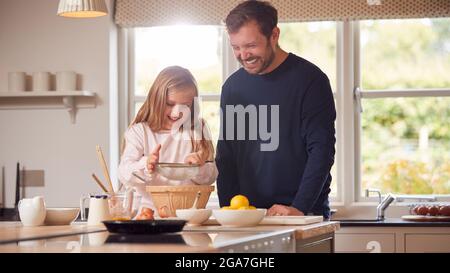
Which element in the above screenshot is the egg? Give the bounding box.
[416,206,429,216]
[412,205,421,215]
[428,205,439,216]
[158,205,170,218]
[136,207,154,220]
[438,205,450,216]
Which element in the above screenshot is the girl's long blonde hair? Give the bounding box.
[122,66,214,161]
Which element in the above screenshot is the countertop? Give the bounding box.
[0,221,339,253]
[335,218,450,227]
[186,221,340,240]
[0,222,106,245]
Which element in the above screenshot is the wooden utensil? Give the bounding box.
[91,173,109,193]
[96,145,114,193]
[191,191,201,209]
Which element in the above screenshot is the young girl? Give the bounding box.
[118,66,218,214]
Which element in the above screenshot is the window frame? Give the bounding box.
[354,20,450,203]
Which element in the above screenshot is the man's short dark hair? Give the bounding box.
[225,0,278,39]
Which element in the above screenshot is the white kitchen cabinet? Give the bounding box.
[335,233,395,253]
[336,226,450,253]
[405,234,450,253]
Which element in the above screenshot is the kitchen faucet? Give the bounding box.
[365,188,437,221]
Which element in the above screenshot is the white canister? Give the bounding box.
[56,71,76,91]
[8,72,26,92]
[80,194,112,226]
[32,72,51,91]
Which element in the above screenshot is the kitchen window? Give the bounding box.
[356,18,450,200]
[133,25,223,110]
[123,18,450,210]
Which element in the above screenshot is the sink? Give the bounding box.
[333,218,387,227]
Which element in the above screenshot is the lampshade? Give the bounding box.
[57,0,108,18]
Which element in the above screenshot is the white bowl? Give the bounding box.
[176,208,212,226]
[212,209,266,227]
[156,163,200,180]
[44,208,80,226]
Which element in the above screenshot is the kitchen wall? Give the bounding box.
[0,0,118,207]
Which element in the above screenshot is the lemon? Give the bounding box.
[221,206,233,210]
[230,195,250,209]
[248,206,256,210]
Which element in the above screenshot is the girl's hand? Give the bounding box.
[184,152,205,166]
[147,144,161,173]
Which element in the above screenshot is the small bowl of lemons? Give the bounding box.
[212,195,266,227]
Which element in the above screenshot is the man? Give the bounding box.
[216,0,336,219]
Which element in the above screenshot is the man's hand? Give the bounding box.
[267,204,304,216]
[147,144,161,173]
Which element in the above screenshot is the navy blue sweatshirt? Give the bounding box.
[216,53,336,218]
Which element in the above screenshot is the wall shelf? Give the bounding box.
[0,91,96,123]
